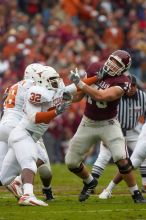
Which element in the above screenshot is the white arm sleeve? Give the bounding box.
[64,84,77,94]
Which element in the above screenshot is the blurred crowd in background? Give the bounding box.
[0,0,146,163]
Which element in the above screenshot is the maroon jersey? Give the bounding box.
[84,62,131,120]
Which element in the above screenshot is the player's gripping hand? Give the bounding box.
[55,101,71,115]
[63,91,73,101]
[70,68,85,89]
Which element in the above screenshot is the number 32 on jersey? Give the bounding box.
[29,92,41,103]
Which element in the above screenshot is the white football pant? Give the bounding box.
[131,123,146,168]
[65,116,127,168]
[0,128,50,185]
[0,123,14,170]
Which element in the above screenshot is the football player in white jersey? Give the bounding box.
[0,63,56,203]
[0,66,67,206]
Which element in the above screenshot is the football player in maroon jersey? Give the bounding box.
[65,50,146,203]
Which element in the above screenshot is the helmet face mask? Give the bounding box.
[49,77,59,88]
[103,56,125,76]
[103,50,132,76]
[48,77,65,89]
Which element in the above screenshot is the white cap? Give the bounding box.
[24,38,33,45]
[90,56,99,63]
[98,15,107,22]
[23,48,31,56]
[7,36,16,43]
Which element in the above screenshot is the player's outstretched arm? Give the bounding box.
[65,74,98,95]
[80,76,98,89]
[69,69,124,102]
[64,70,98,102]
[35,101,71,124]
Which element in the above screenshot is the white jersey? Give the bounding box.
[17,85,64,141]
[1,79,34,127]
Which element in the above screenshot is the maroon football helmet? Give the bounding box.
[103,50,132,76]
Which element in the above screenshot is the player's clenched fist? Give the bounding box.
[55,101,71,115]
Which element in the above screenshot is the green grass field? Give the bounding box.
[0,164,146,220]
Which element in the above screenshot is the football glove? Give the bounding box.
[62,91,73,101]
[56,101,71,115]
[70,68,85,89]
